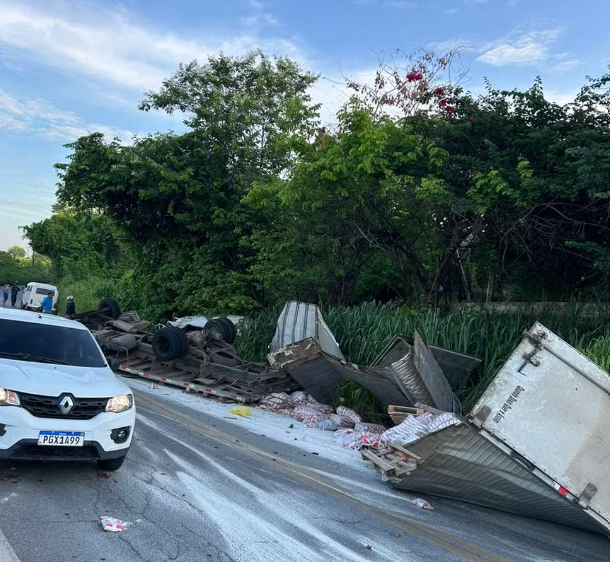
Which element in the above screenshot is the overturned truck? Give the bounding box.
[76,300,295,403]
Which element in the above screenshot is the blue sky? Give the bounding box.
[0,0,609,251]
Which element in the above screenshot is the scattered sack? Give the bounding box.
[355,422,386,435]
[334,429,360,450]
[329,413,355,428]
[305,400,334,414]
[99,516,125,532]
[290,391,308,404]
[318,419,337,431]
[260,393,294,411]
[358,432,386,449]
[229,406,252,418]
[293,406,329,426]
[334,429,386,450]
[336,406,362,424]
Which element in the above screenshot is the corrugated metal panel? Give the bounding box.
[373,336,480,390]
[414,331,461,414]
[372,336,412,368]
[394,423,608,535]
[270,302,344,360]
[382,351,430,406]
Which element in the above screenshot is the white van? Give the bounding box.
[21,282,59,311]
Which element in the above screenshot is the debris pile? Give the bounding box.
[78,300,296,404]
[83,298,610,536]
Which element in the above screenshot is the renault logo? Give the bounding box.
[58,395,74,414]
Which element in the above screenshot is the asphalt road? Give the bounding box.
[0,388,609,562]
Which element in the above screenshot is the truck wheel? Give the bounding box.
[152,327,188,361]
[204,318,236,344]
[98,298,121,319]
[97,455,126,471]
[218,317,237,344]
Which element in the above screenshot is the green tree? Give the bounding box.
[54,52,319,317]
[7,246,26,261]
[22,211,122,279]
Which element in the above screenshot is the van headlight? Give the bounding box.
[0,388,20,406]
[106,395,133,413]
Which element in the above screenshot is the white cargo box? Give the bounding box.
[471,322,610,533]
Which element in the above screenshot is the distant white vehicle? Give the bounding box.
[21,282,59,311]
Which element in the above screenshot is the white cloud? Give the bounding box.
[0,0,302,93]
[477,29,562,66]
[431,29,577,71]
[241,0,279,29]
[0,90,135,142]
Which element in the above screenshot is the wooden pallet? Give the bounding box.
[388,405,426,426]
[361,443,421,478]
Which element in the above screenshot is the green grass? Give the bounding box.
[331,380,389,425]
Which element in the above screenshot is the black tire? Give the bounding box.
[217,317,237,344]
[204,318,235,344]
[97,455,126,471]
[152,327,188,361]
[98,298,121,319]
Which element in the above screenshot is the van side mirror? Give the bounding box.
[108,357,120,372]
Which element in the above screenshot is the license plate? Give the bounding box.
[38,431,84,447]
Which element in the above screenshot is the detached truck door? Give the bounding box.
[471,322,610,529]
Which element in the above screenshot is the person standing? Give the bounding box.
[41,292,54,313]
[66,295,76,316]
[2,285,8,307]
[10,283,19,307]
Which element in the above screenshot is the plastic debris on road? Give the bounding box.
[259,391,389,449]
[99,516,125,532]
[411,498,434,510]
[229,406,252,418]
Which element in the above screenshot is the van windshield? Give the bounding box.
[0,319,106,368]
